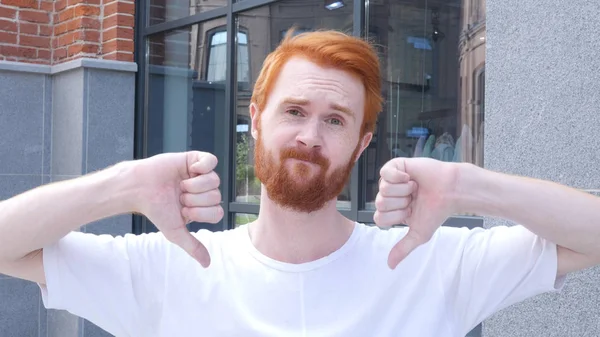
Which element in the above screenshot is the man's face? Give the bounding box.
[251,57,372,213]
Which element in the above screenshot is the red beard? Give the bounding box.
[254,130,361,213]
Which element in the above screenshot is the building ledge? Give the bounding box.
[0,59,137,75]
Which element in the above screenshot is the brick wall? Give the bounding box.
[0,0,135,65]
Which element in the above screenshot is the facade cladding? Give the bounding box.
[0,0,599,336]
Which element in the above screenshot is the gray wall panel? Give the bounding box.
[485,0,600,189]
[43,75,53,176]
[483,0,600,335]
[0,71,45,175]
[51,69,85,176]
[0,277,41,337]
[85,69,135,173]
[46,310,81,337]
[0,60,136,337]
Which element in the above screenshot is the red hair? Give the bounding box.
[250,28,383,136]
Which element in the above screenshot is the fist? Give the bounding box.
[136,151,224,267]
[374,158,459,269]
[373,162,417,228]
[179,154,223,224]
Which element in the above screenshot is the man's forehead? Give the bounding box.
[270,58,364,105]
[277,57,354,83]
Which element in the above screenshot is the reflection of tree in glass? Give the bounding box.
[236,134,261,200]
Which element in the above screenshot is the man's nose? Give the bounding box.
[295,121,322,149]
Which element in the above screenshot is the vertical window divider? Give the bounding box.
[349,0,365,222]
[223,1,235,230]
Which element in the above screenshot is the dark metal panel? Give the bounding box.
[132,0,148,234]
[357,210,374,224]
[232,0,280,13]
[229,202,260,214]
[443,216,484,229]
[222,5,236,231]
[144,7,228,36]
[229,203,353,220]
[353,0,364,37]
[358,211,484,229]
[339,209,353,220]
[348,0,365,222]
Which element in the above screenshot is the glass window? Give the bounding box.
[363,0,486,211]
[235,213,258,228]
[206,30,250,87]
[233,0,355,207]
[146,18,228,230]
[148,0,226,26]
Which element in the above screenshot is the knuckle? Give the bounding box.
[208,189,221,204]
[374,195,386,211]
[207,171,220,187]
[373,211,381,224]
[398,196,409,208]
[378,181,390,195]
[208,206,224,223]
[374,211,389,227]
[180,193,190,206]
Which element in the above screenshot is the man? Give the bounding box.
[0,30,599,337]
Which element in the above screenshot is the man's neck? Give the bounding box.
[248,187,355,264]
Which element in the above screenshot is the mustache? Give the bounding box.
[280,147,329,167]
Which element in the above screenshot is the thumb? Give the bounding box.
[388,228,423,269]
[165,227,211,268]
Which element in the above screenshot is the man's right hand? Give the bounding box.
[134,151,224,267]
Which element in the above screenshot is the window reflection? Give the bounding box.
[234,213,258,228]
[148,0,226,26]
[233,0,354,207]
[206,30,250,84]
[145,19,230,230]
[363,0,486,210]
[147,19,227,157]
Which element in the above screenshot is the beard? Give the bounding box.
[254,130,361,213]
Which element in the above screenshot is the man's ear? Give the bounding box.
[250,103,259,140]
[354,132,373,163]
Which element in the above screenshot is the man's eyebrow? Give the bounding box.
[281,97,354,118]
[330,103,353,118]
[281,97,310,106]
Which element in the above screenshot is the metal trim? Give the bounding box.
[357,211,484,228]
[222,4,235,231]
[353,0,364,37]
[348,0,364,222]
[232,0,280,13]
[132,0,148,234]
[339,209,353,219]
[442,216,484,229]
[229,202,260,214]
[145,7,228,36]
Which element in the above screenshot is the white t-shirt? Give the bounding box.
[39,223,565,337]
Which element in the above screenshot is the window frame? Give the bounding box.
[133,0,484,233]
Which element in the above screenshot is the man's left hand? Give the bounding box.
[374,157,460,269]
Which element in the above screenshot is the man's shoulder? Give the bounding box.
[353,222,511,253]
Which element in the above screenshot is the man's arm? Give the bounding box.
[455,163,600,276]
[0,161,139,284]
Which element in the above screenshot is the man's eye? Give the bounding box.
[288,109,301,116]
[329,118,342,126]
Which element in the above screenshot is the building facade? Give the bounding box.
[0,0,598,336]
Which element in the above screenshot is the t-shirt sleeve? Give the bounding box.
[436,225,566,335]
[39,230,172,337]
